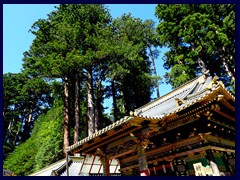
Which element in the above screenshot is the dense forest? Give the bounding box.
[3,4,235,176]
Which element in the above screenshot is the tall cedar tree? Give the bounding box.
[155,4,235,92]
[106,14,158,120]
[22,4,112,156]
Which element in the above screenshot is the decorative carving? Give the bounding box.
[107,138,138,157]
[217,94,224,101]
[203,111,211,116]
[162,138,169,145]
[95,148,105,156]
[176,133,182,141]
[211,104,221,111]
[207,76,219,90]
[129,121,142,127]
[130,132,154,149]
[124,139,136,147]
[175,98,186,106]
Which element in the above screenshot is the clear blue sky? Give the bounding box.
[3,4,172,104]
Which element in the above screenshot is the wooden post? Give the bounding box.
[206,149,215,163]
[137,146,149,176]
[66,152,69,176]
[101,155,110,176]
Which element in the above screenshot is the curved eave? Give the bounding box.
[66,116,134,153]
[218,84,235,102]
[143,80,234,118]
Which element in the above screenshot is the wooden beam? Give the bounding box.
[212,109,235,121]
[110,149,135,160]
[219,99,235,112]
[83,126,141,154]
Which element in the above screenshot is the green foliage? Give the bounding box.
[3,72,53,159]
[3,138,38,176]
[3,104,64,176]
[155,4,235,89]
[33,105,63,170]
[105,13,157,115]
[23,4,111,79]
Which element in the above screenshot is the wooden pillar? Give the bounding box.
[206,149,215,163]
[101,155,110,176]
[66,152,69,176]
[137,146,149,176]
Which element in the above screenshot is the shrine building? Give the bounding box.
[66,74,235,176]
[53,74,236,176]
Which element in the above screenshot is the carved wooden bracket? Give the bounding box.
[130,132,154,150]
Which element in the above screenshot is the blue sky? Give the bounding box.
[3,4,172,108]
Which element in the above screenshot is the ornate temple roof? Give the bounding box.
[134,74,234,120]
[67,74,235,153]
[134,75,213,117]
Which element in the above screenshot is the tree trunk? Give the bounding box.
[74,73,80,143]
[148,43,160,98]
[197,57,208,74]
[63,77,70,157]
[222,57,235,81]
[94,106,98,132]
[13,116,24,146]
[20,106,34,142]
[221,46,235,82]
[28,112,33,123]
[111,80,118,122]
[94,81,102,131]
[86,68,95,136]
[27,108,33,123]
[191,43,208,74]
[122,80,130,116]
[17,113,29,142]
[5,119,13,143]
[13,130,19,146]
